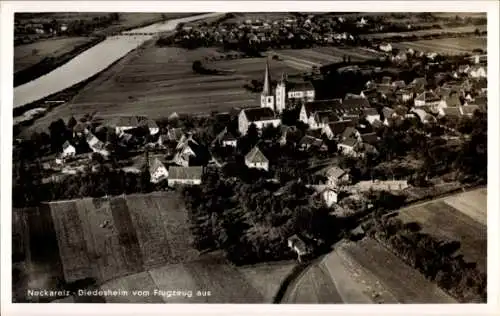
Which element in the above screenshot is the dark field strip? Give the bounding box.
[109,198,145,279]
[50,202,93,283]
[344,238,456,303]
[150,195,199,264]
[125,196,173,269]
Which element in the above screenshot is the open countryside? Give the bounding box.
[12,192,296,303]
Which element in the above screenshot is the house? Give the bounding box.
[167,166,203,186]
[408,77,427,93]
[395,88,414,102]
[356,17,368,27]
[245,146,269,171]
[353,180,409,192]
[286,81,316,103]
[469,65,487,79]
[166,127,184,142]
[322,120,355,140]
[461,104,481,117]
[299,135,326,151]
[73,123,89,138]
[340,126,361,142]
[212,127,237,147]
[458,64,471,74]
[414,91,445,110]
[173,134,202,167]
[112,116,159,136]
[338,137,358,156]
[323,166,350,188]
[342,97,371,113]
[311,111,340,130]
[149,158,168,184]
[85,132,110,157]
[61,141,76,158]
[363,108,381,126]
[310,185,338,207]
[439,107,463,119]
[382,107,396,126]
[299,99,342,127]
[379,43,392,53]
[361,132,379,146]
[411,108,437,124]
[392,51,408,63]
[287,234,311,263]
[238,107,281,135]
[278,125,295,146]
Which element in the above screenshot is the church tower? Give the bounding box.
[275,72,287,113]
[260,59,275,110]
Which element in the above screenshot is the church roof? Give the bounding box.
[262,59,272,96]
[245,146,269,164]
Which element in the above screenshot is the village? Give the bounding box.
[9,9,491,305]
[16,41,487,219]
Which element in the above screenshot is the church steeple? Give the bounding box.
[262,59,272,96]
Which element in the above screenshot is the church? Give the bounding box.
[260,59,316,113]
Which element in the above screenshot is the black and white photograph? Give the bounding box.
[1,1,499,315]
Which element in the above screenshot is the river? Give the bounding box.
[13,12,223,109]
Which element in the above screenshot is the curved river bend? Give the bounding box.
[14,13,223,109]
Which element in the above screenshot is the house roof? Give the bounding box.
[303,99,342,117]
[473,96,487,106]
[299,135,323,147]
[342,97,370,109]
[326,120,355,135]
[245,146,269,164]
[394,105,409,116]
[363,108,379,117]
[446,93,462,107]
[325,166,347,179]
[62,141,74,150]
[412,108,433,122]
[339,137,358,147]
[288,81,315,92]
[361,132,379,145]
[243,107,276,122]
[341,126,358,139]
[168,166,203,180]
[287,234,308,253]
[167,128,184,141]
[381,76,392,85]
[382,107,395,119]
[442,107,462,117]
[149,157,166,174]
[461,105,480,115]
[214,127,236,144]
[314,111,340,124]
[415,91,441,103]
[435,87,452,99]
[392,80,406,89]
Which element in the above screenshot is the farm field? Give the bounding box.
[392,36,487,55]
[338,239,457,303]
[396,188,487,272]
[12,192,298,303]
[12,192,199,301]
[362,25,487,39]
[26,42,299,133]
[56,255,295,303]
[14,37,96,74]
[270,46,384,71]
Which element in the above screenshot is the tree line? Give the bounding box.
[362,214,486,302]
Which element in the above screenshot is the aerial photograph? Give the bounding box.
[12,11,487,304]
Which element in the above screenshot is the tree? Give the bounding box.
[67,116,77,130]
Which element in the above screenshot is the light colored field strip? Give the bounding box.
[321,252,372,303]
[273,52,322,67]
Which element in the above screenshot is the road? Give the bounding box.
[13,12,224,109]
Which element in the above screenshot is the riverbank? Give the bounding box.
[14,36,105,87]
